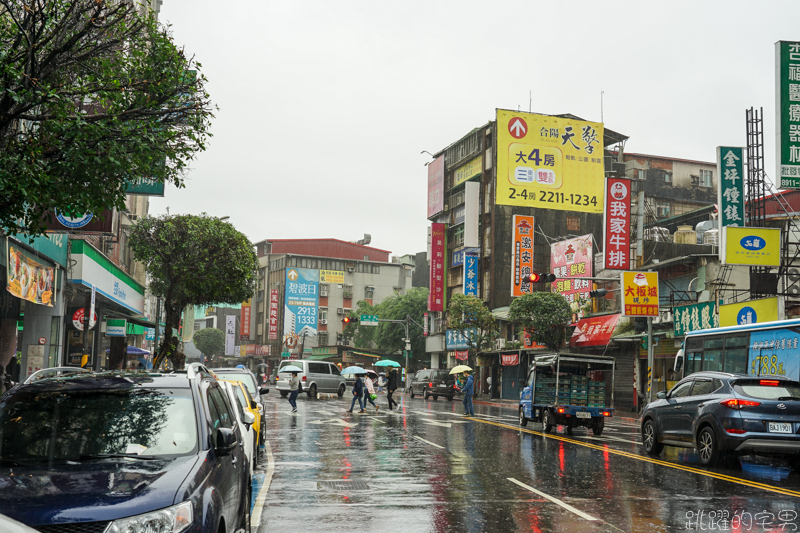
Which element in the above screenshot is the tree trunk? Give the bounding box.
[109,337,127,370]
[154,301,182,370]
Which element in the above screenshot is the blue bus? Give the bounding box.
[675,318,800,380]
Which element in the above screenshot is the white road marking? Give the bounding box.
[414,436,446,449]
[307,418,358,428]
[251,441,274,528]
[507,477,598,521]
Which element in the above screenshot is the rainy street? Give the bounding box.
[252,391,800,533]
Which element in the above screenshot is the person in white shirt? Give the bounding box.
[364,374,379,411]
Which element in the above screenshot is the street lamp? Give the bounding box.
[218,216,230,222]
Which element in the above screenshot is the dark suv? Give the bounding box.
[410,369,456,401]
[0,367,251,533]
[641,371,800,466]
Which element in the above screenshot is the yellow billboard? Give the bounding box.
[722,226,781,267]
[320,270,344,283]
[719,297,779,327]
[453,156,483,187]
[621,271,659,317]
[496,110,605,212]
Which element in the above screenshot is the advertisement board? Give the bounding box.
[41,209,115,234]
[241,299,251,338]
[673,301,719,336]
[776,41,800,189]
[445,328,478,350]
[717,147,745,229]
[7,240,56,307]
[320,270,345,283]
[427,155,445,218]
[511,215,535,297]
[453,156,483,187]
[125,177,165,196]
[603,178,631,270]
[722,227,781,267]
[621,271,659,317]
[429,223,446,311]
[463,252,479,296]
[719,297,779,327]
[748,328,800,379]
[550,234,592,322]
[269,289,279,340]
[225,315,236,356]
[284,268,319,337]
[496,110,604,213]
[106,319,127,337]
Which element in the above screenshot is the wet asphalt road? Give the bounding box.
[250,391,800,533]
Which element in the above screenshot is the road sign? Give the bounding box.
[361,314,379,326]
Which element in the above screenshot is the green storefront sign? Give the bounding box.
[777,41,800,189]
[717,147,744,229]
[125,177,165,196]
[673,301,720,336]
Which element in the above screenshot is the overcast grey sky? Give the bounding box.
[150,0,800,258]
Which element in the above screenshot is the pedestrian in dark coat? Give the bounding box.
[386,369,398,410]
[461,371,475,416]
[348,375,365,413]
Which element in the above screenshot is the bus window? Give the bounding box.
[724,335,748,374]
[703,338,724,372]
[686,351,702,374]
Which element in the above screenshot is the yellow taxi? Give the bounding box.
[222,379,262,455]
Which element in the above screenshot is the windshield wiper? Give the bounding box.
[77,453,163,461]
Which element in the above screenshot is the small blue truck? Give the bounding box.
[518,352,615,435]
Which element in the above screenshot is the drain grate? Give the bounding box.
[318,480,370,491]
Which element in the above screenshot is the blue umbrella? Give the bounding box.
[374,360,401,368]
[341,366,367,375]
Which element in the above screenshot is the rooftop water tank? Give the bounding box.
[703,228,719,246]
[674,225,697,244]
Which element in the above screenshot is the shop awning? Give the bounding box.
[350,351,381,359]
[569,313,622,347]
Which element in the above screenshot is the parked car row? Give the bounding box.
[0,362,267,532]
[641,371,800,467]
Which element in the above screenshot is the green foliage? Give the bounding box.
[129,214,258,367]
[352,300,377,348]
[508,292,572,352]
[446,294,498,352]
[0,0,214,236]
[192,328,224,357]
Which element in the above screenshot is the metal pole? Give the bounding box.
[647,316,654,403]
[81,291,91,367]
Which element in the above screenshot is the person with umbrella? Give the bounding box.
[386,368,398,410]
[288,370,301,413]
[460,370,475,417]
[347,372,365,413]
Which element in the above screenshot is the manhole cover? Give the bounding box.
[318,480,370,491]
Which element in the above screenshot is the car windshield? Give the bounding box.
[0,388,197,463]
[432,371,455,383]
[216,371,257,395]
[735,380,800,400]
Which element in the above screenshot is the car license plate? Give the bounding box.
[768,422,792,433]
[576,411,591,419]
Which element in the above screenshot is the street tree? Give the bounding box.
[0,0,214,237]
[130,214,258,368]
[373,288,429,367]
[352,300,377,349]
[446,294,498,353]
[508,292,572,352]
[192,328,224,358]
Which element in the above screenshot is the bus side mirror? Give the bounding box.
[673,349,684,373]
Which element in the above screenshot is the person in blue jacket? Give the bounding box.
[461,371,475,416]
[347,375,365,413]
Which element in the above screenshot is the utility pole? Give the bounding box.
[376,314,422,390]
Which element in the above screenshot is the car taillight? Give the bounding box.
[602,411,611,417]
[726,428,747,434]
[760,380,780,386]
[720,398,760,409]
[302,376,307,381]
[429,382,433,388]
[557,407,565,413]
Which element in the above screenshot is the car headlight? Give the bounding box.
[107,501,193,533]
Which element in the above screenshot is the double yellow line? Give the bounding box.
[473,418,800,499]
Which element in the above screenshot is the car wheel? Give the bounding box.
[642,419,663,455]
[519,407,528,427]
[433,395,438,401]
[280,390,288,398]
[410,388,415,398]
[542,409,553,433]
[698,426,720,466]
[592,418,604,436]
[308,384,317,398]
[338,384,345,397]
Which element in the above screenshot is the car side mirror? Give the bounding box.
[656,391,667,400]
[242,411,255,427]
[215,427,237,456]
[259,387,269,395]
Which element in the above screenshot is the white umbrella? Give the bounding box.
[449,365,473,374]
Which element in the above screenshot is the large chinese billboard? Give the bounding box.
[268,289,279,340]
[496,110,604,213]
[511,215,534,297]
[777,41,800,189]
[428,223,446,311]
[603,178,631,270]
[550,234,592,322]
[621,271,659,317]
[284,268,318,337]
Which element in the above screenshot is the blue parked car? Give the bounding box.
[0,366,251,533]
[641,371,800,466]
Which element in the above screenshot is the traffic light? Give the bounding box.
[589,289,609,298]
[522,273,556,284]
[342,316,359,325]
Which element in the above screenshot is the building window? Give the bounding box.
[664,172,672,184]
[364,286,375,299]
[319,308,328,321]
[657,203,671,217]
[343,285,353,299]
[699,169,713,187]
[639,169,647,181]
[371,265,380,274]
[318,332,328,345]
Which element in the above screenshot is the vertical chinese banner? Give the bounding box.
[429,223,446,311]
[511,215,534,297]
[603,178,631,270]
[621,271,659,317]
[463,252,479,296]
[241,299,251,339]
[268,289,279,340]
[427,155,445,218]
[225,315,236,356]
[717,146,745,259]
[550,235,593,322]
[423,312,429,336]
[777,41,800,189]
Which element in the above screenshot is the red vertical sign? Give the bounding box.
[511,215,535,297]
[241,299,251,338]
[268,289,279,340]
[429,223,446,311]
[603,178,631,270]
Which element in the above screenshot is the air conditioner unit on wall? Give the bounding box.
[347,267,355,273]
[336,308,344,315]
[319,319,327,325]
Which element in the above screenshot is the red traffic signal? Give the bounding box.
[342,316,358,325]
[523,273,556,283]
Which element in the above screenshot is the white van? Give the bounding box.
[276,360,346,398]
